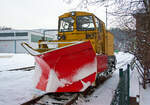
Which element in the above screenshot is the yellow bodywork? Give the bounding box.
[38,11,114,56]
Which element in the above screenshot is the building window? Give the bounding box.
[0,32,27,37]
[31,34,53,42]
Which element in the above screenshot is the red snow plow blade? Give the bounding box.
[34,41,97,92]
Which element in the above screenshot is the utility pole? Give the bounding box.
[105,5,108,29]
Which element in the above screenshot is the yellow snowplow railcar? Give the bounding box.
[21,11,116,93]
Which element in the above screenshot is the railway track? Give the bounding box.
[8,66,35,71]
[22,93,79,105]
[0,66,35,72]
[21,76,110,105]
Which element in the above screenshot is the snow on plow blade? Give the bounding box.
[34,41,97,92]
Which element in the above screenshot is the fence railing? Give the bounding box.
[111,64,130,105]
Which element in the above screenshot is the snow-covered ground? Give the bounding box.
[140,86,150,105]
[0,53,34,71]
[0,53,37,105]
[0,70,34,105]
[0,52,149,105]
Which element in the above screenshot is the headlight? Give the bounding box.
[71,12,75,16]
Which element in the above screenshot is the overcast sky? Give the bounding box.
[0,0,109,29]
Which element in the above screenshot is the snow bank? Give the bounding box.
[115,52,134,69]
[130,67,140,97]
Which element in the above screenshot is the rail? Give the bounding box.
[0,66,35,72]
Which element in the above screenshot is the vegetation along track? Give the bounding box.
[21,76,110,105]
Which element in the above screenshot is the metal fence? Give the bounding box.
[111,64,130,105]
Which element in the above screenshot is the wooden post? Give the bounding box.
[127,64,130,105]
[119,68,123,105]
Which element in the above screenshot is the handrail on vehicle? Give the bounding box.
[21,42,41,56]
[21,41,86,56]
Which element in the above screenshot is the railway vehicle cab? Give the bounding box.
[57,11,114,56]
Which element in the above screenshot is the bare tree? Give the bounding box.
[64,0,150,88]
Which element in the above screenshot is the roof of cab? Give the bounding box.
[59,11,94,18]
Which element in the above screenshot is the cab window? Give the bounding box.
[76,16,95,31]
[95,17,102,32]
[59,17,74,32]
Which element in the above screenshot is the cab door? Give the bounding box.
[94,16,103,54]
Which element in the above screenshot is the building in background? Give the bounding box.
[0,29,57,53]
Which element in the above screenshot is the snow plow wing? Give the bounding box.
[32,41,97,92]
